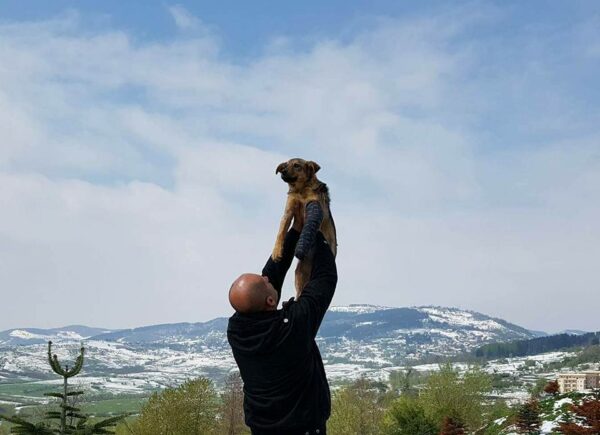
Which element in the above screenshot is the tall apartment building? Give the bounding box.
[557,371,600,393]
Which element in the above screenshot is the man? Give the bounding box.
[227,207,338,435]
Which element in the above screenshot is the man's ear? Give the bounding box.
[306,161,321,178]
[266,295,276,307]
[276,162,287,174]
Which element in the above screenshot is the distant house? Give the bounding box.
[557,371,600,393]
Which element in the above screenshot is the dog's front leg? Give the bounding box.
[272,196,295,262]
[294,256,313,299]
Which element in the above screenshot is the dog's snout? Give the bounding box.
[275,162,288,175]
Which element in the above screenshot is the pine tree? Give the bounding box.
[0,415,55,435]
[0,341,127,435]
[439,416,465,435]
[515,398,541,434]
[45,340,86,433]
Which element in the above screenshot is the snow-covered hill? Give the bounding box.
[0,326,114,346]
[0,305,537,395]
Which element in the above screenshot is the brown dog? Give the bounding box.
[272,158,337,298]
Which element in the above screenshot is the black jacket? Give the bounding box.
[227,229,338,433]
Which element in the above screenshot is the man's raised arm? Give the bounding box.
[262,229,300,301]
[296,231,338,337]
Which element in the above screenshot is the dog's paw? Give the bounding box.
[271,247,283,262]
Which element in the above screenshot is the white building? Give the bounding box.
[557,371,600,393]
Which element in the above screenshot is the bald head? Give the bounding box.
[229,273,278,313]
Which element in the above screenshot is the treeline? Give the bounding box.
[474,331,600,359]
[4,371,599,435]
[111,365,507,435]
[109,371,600,435]
[327,365,504,435]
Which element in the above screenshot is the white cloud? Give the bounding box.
[0,7,599,332]
[168,5,200,31]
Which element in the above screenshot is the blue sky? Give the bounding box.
[0,1,599,332]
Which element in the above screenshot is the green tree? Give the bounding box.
[128,378,219,435]
[419,364,492,432]
[328,377,390,435]
[0,415,55,435]
[45,341,86,433]
[514,398,541,434]
[383,396,437,435]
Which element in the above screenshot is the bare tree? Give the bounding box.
[219,372,248,435]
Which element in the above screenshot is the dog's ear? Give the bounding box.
[275,162,287,174]
[306,161,321,178]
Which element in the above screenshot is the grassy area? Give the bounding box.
[82,396,147,415]
[0,377,152,412]
[0,382,53,398]
[0,380,148,417]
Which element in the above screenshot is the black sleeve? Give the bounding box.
[295,201,323,260]
[262,229,300,301]
[296,231,338,338]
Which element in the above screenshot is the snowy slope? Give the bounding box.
[0,326,115,346]
[0,305,537,395]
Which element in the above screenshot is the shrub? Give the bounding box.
[127,378,219,435]
[383,396,437,435]
[328,377,390,435]
[419,364,492,431]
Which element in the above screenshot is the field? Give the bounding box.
[0,381,148,416]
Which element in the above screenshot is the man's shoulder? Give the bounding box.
[227,309,284,329]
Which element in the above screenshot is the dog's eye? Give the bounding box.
[293,163,301,169]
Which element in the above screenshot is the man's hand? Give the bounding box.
[292,202,304,232]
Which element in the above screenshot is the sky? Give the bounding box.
[0,1,599,333]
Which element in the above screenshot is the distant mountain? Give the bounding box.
[0,305,538,395]
[323,305,533,343]
[0,325,115,346]
[558,329,589,336]
[74,305,536,361]
[528,329,549,338]
[90,318,228,349]
[316,305,534,368]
